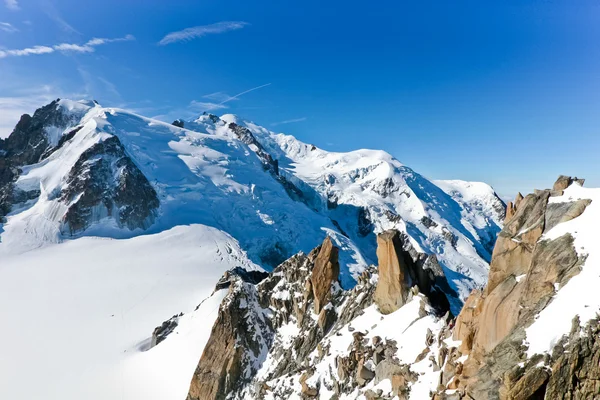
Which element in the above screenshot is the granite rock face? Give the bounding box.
[435,176,595,400]
[310,236,340,314]
[373,230,411,314]
[374,229,454,315]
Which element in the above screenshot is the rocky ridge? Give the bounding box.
[165,175,598,400]
[179,229,455,400]
[434,175,596,400]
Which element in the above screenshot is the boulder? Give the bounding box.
[553,175,573,192]
[356,358,375,386]
[310,236,340,314]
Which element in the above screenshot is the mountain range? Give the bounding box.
[0,99,595,400]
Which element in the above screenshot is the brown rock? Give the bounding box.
[544,199,592,233]
[553,175,573,192]
[506,367,549,400]
[374,230,411,314]
[356,358,375,386]
[505,201,516,223]
[473,275,524,353]
[486,190,549,294]
[514,192,524,209]
[452,290,483,354]
[300,372,318,397]
[187,286,251,400]
[310,236,340,314]
[317,305,336,333]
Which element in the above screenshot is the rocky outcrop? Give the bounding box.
[310,236,340,314]
[184,226,461,400]
[553,175,585,194]
[187,279,271,400]
[228,122,279,175]
[214,266,269,291]
[435,176,593,399]
[374,229,454,315]
[0,100,79,220]
[486,189,549,294]
[151,313,182,348]
[1,99,76,165]
[60,136,159,234]
[374,230,411,314]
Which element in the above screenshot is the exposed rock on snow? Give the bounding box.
[60,135,159,233]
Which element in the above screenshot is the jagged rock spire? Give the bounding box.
[373,230,411,314]
[310,236,340,314]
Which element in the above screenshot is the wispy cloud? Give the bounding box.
[0,34,135,59]
[189,101,229,112]
[271,117,307,127]
[4,0,18,11]
[0,22,18,33]
[42,0,79,34]
[85,34,135,46]
[189,83,271,113]
[158,21,248,45]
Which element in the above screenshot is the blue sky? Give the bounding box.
[1,0,599,199]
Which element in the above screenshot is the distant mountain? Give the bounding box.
[0,99,505,400]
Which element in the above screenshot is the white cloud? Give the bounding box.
[85,34,135,46]
[0,46,54,58]
[271,117,307,127]
[189,101,229,112]
[4,0,18,11]
[0,22,18,33]
[53,43,94,53]
[0,34,135,59]
[158,21,248,45]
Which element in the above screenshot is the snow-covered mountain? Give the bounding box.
[0,99,505,400]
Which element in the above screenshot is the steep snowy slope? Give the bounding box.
[187,114,505,305]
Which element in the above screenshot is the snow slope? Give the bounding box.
[0,224,256,400]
